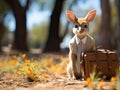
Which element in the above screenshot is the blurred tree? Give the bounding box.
[111,2,117,31]
[99,0,113,50]
[90,15,101,45]
[43,0,65,52]
[115,0,120,53]
[62,0,77,41]
[0,0,9,52]
[91,1,118,49]
[5,0,31,51]
[0,22,8,52]
[29,22,48,48]
[110,1,118,50]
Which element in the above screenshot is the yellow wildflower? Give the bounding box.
[110,77,116,82]
[25,60,30,63]
[27,68,32,72]
[22,53,26,58]
[33,73,38,79]
[24,63,30,66]
[86,77,92,86]
[13,55,17,59]
[33,75,38,80]
[10,60,17,65]
[18,68,23,72]
[27,70,32,77]
[24,60,30,66]
[33,63,37,68]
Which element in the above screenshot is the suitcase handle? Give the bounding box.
[95,45,108,53]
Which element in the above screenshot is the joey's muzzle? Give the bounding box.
[73,26,87,34]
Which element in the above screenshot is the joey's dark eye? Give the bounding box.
[84,24,88,28]
[75,25,78,28]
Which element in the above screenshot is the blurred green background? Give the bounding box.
[0,0,120,55]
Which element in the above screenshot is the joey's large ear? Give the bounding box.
[85,10,96,22]
[66,10,77,23]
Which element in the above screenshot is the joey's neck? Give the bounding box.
[76,35,88,39]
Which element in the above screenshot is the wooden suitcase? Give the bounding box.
[81,49,119,79]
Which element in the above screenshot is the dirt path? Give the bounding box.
[16,81,86,90]
[0,53,116,90]
[0,73,88,90]
[16,75,87,90]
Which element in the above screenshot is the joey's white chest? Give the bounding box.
[75,36,87,45]
[69,36,87,55]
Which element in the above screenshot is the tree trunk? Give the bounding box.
[99,0,113,50]
[115,0,120,54]
[43,0,64,52]
[0,21,4,52]
[5,0,29,51]
[13,9,28,51]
